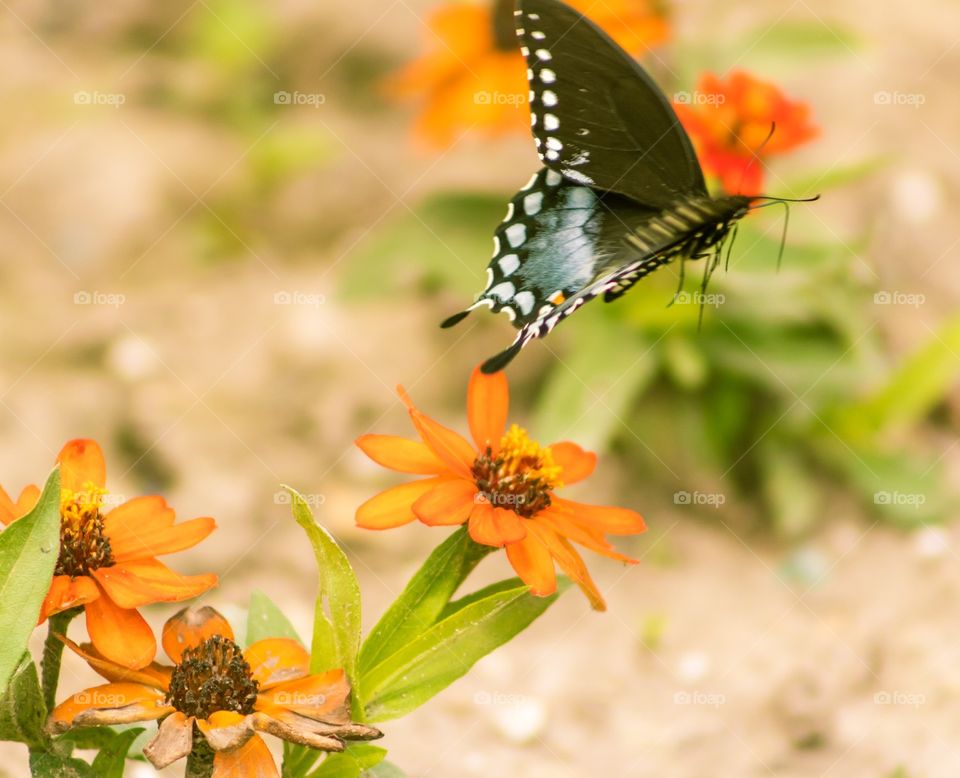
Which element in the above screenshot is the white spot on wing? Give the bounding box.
[490,281,516,301]
[545,137,562,151]
[545,170,562,186]
[542,90,557,107]
[501,306,517,322]
[562,169,594,185]
[540,68,556,84]
[498,253,521,276]
[514,291,535,316]
[485,268,494,288]
[505,223,527,248]
[527,12,540,19]
[535,49,552,61]
[531,30,545,39]
[520,46,530,56]
[531,113,537,127]
[543,113,559,131]
[521,173,538,190]
[492,236,500,256]
[523,191,543,215]
[545,150,559,161]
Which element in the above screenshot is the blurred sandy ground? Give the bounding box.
[1,0,960,775]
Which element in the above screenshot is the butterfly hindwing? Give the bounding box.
[457,167,658,329]
[515,0,706,207]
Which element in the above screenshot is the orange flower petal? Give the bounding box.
[15,485,40,517]
[38,575,101,623]
[551,497,646,535]
[255,668,350,718]
[60,634,171,690]
[398,386,475,478]
[212,733,279,778]
[143,711,194,770]
[49,682,170,733]
[537,508,637,563]
[162,606,234,664]
[411,479,477,526]
[528,522,606,611]
[244,638,310,689]
[103,495,216,562]
[467,366,508,453]
[199,710,255,752]
[0,485,15,526]
[505,533,557,596]
[57,439,106,493]
[468,502,527,547]
[549,441,597,486]
[355,476,448,530]
[85,594,157,669]
[355,434,446,475]
[92,558,217,610]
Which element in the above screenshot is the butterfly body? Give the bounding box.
[441,0,784,372]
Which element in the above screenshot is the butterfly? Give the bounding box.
[441,0,813,373]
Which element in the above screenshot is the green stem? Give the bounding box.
[41,608,80,713]
[186,736,215,778]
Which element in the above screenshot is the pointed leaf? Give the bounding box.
[246,590,302,646]
[358,528,492,676]
[0,468,61,689]
[361,581,568,722]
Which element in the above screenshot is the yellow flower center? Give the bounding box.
[56,483,115,577]
[472,424,563,518]
[166,636,259,720]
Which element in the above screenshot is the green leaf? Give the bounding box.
[437,577,526,621]
[0,654,48,748]
[358,528,492,677]
[246,590,302,646]
[29,750,96,777]
[89,727,144,778]
[307,744,387,778]
[0,468,61,689]
[361,581,569,722]
[286,487,361,685]
[56,728,125,753]
[362,761,408,778]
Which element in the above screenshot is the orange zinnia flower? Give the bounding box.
[388,0,670,146]
[356,367,646,610]
[0,439,217,669]
[673,70,818,195]
[49,607,381,776]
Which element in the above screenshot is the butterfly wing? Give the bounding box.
[441,167,658,331]
[515,0,706,208]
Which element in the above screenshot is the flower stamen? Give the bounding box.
[56,482,115,577]
[472,424,563,517]
[166,636,259,720]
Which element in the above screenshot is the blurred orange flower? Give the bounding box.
[0,439,217,669]
[49,606,381,776]
[388,0,670,146]
[356,367,646,610]
[673,70,818,194]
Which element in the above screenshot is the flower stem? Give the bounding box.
[41,608,80,713]
[186,737,215,778]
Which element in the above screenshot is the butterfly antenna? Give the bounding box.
[735,122,777,196]
[668,253,688,308]
[775,201,790,271]
[696,245,721,331]
[723,223,739,272]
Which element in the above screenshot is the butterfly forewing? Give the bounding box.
[515,0,706,208]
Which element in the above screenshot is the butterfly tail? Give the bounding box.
[481,341,523,374]
[440,309,472,329]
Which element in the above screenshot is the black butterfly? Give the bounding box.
[442,0,813,373]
